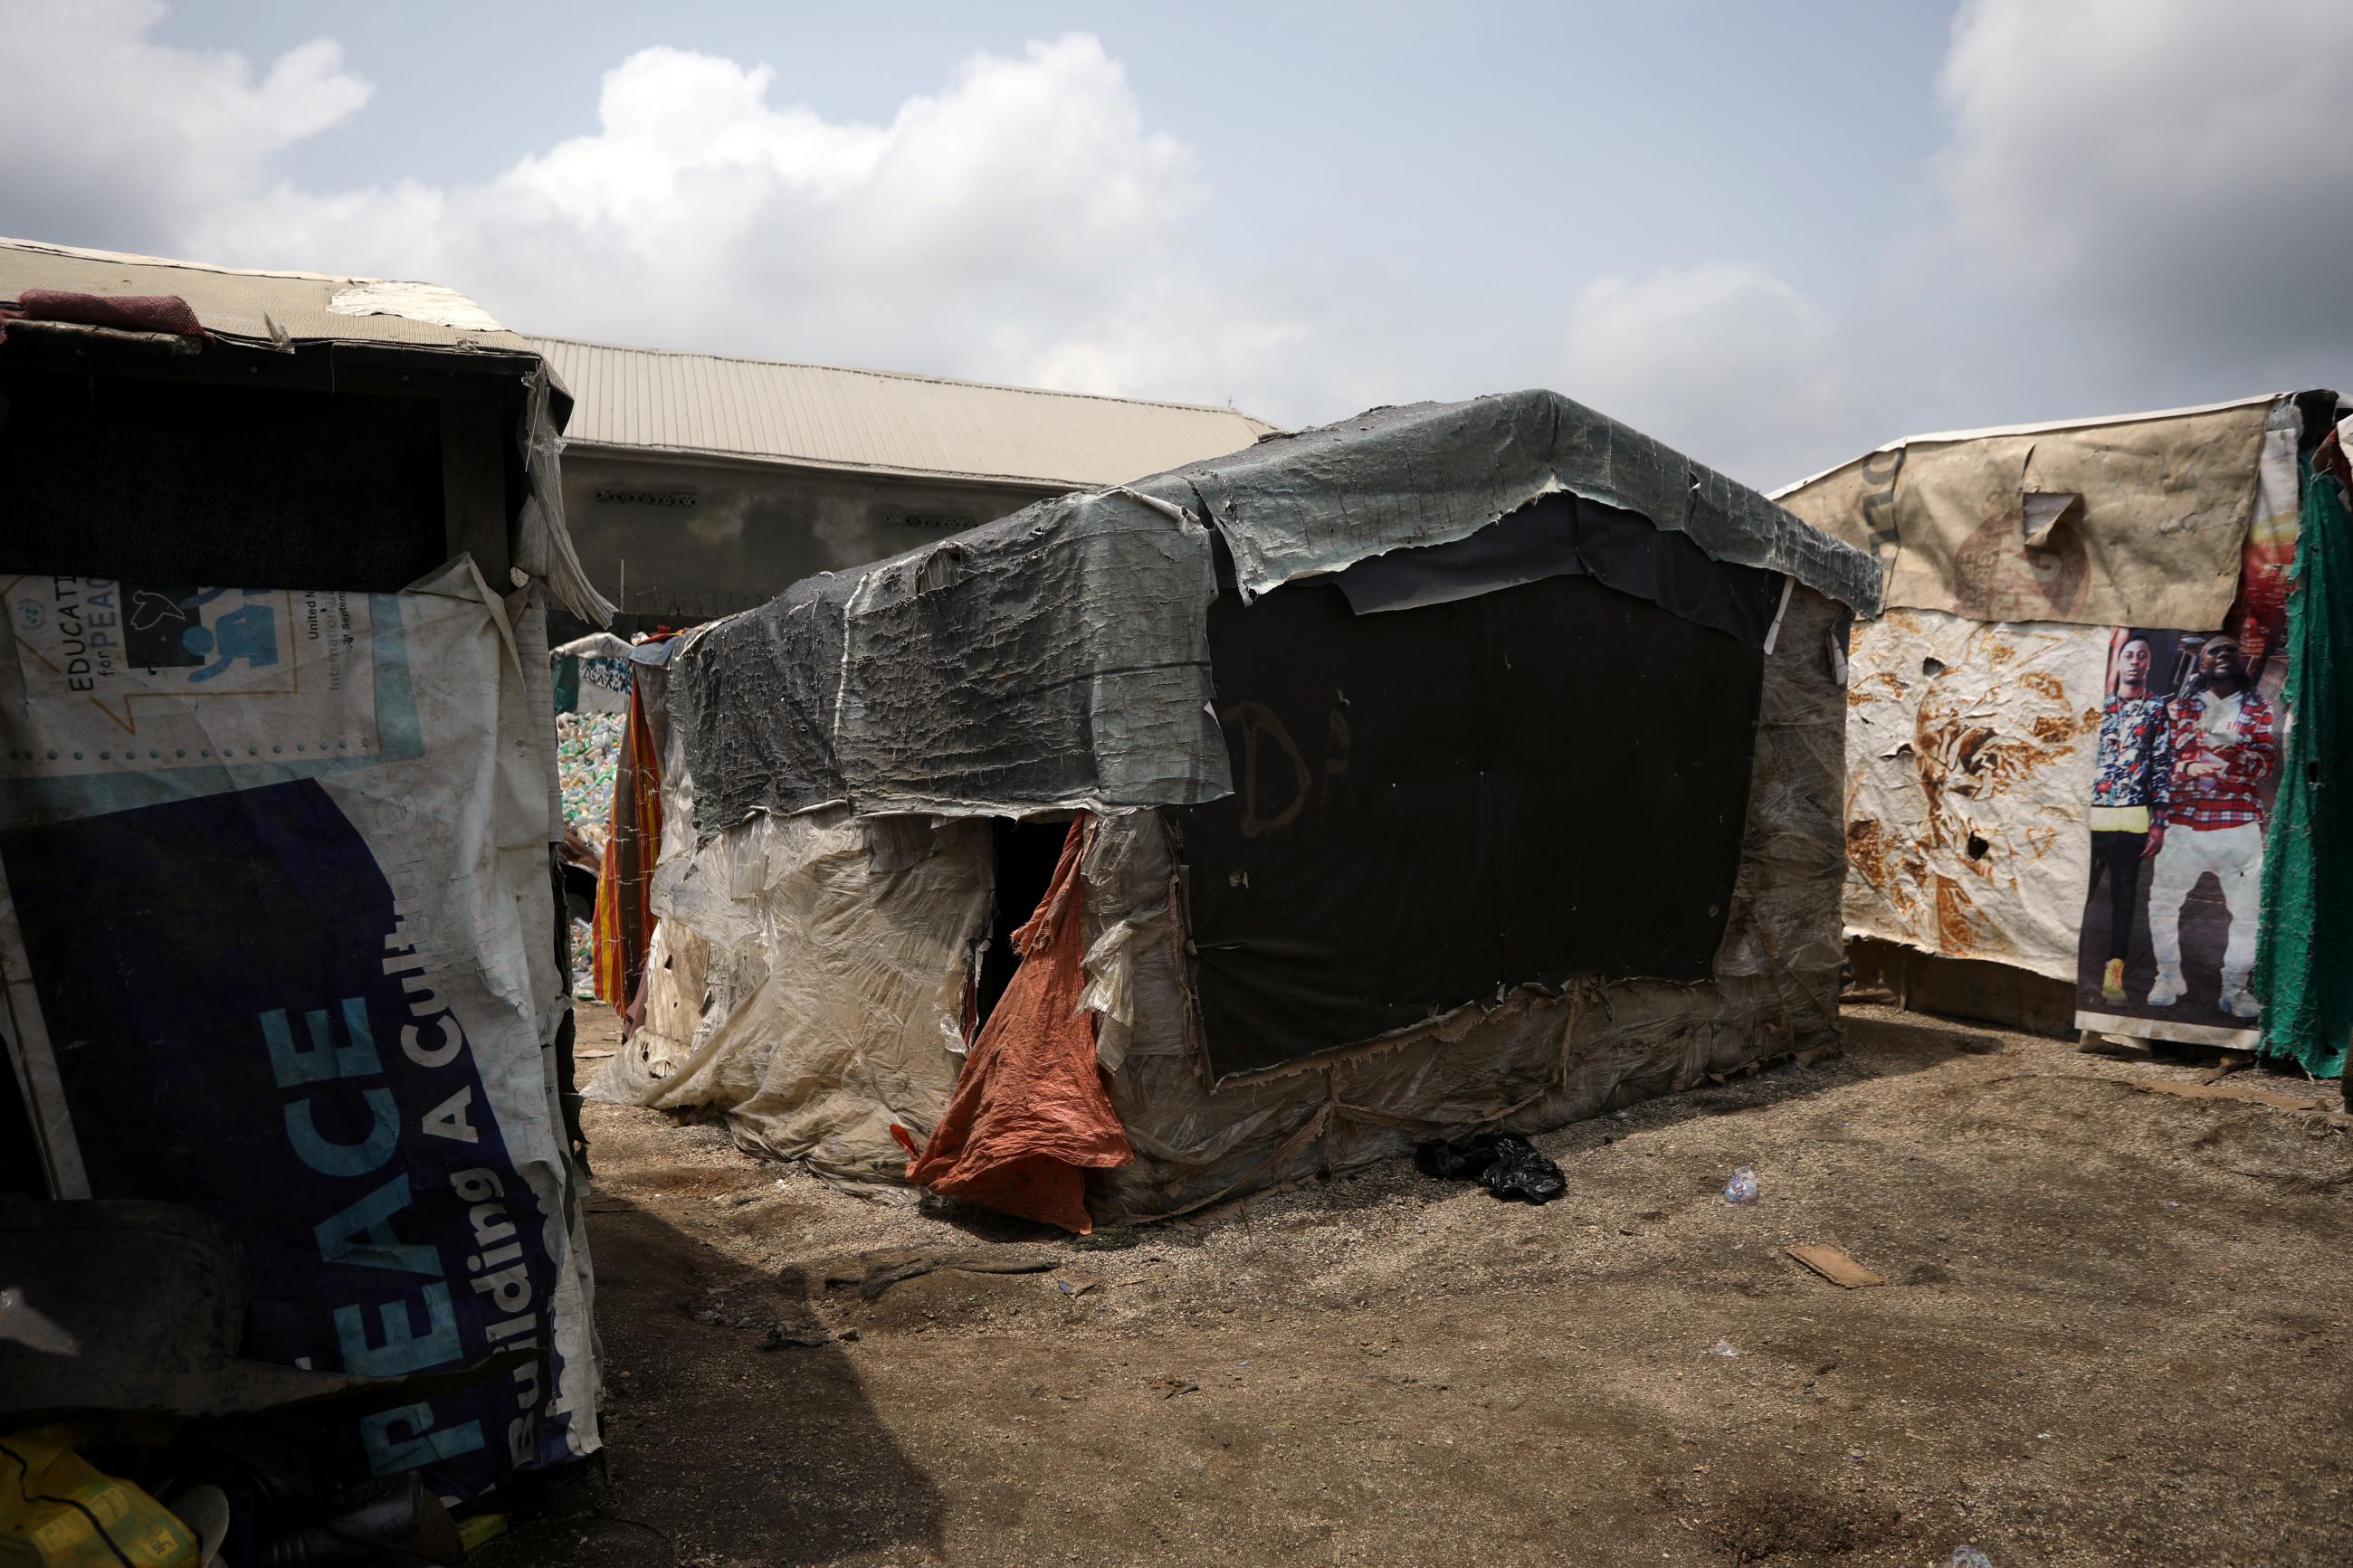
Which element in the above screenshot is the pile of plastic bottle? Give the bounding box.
[556,711,626,850]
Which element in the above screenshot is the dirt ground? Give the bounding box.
[480,1005,2353,1567]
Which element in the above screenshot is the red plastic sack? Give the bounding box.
[902,819,1130,1231]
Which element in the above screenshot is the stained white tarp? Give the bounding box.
[1777,396,2280,632]
[0,560,599,1497]
[592,801,986,1182]
[1841,608,2106,979]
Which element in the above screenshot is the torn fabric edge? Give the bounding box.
[516,365,615,627]
[1326,489,1789,649]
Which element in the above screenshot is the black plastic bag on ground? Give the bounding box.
[1480,1136,1567,1203]
[1415,1133,1505,1180]
[1414,1133,1566,1204]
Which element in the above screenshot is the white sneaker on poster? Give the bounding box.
[2221,988,2261,1020]
[2146,971,2184,1007]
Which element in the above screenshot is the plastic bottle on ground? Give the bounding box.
[1723,1164,1758,1203]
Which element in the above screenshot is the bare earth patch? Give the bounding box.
[485,1006,2353,1566]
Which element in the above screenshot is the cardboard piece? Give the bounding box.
[1786,1243,1886,1289]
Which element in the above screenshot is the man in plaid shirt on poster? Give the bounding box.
[2145,634,2277,1016]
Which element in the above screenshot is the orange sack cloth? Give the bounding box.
[902,818,1131,1231]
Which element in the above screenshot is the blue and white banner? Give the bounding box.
[0,561,599,1500]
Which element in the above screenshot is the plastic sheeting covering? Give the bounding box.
[2254,436,2353,1079]
[1134,392,1881,615]
[1086,585,1851,1218]
[0,560,600,1497]
[590,790,987,1183]
[514,366,616,628]
[550,633,632,717]
[673,488,1228,837]
[671,393,1879,841]
[1840,609,2106,981]
[1777,397,2278,631]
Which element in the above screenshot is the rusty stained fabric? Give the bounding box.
[1778,398,2278,632]
[902,818,1133,1232]
[1840,608,2107,980]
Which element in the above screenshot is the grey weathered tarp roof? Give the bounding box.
[1135,391,1881,614]
[678,390,1876,835]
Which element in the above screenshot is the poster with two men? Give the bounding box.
[2072,416,2301,1048]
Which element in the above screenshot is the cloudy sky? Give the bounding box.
[6,0,2349,488]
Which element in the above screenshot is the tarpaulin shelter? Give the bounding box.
[595,391,1880,1222]
[0,237,609,1497]
[1776,392,2350,1081]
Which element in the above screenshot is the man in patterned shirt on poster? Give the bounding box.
[2145,635,2277,1016]
[2087,634,2169,1004]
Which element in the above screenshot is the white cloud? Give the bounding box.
[1558,261,1853,488]
[1554,1,2353,491]
[0,5,1305,417]
[14,1,2349,474]
[0,0,371,249]
[1935,0,2353,378]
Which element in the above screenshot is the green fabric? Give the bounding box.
[2254,454,2351,1079]
[551,653,580,716]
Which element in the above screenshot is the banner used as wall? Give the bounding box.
[0,562,599,1500]
[2072,419,2300,1048]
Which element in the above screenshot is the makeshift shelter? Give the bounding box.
[1776,392,2350,1080]
[595,391,1880,1222]
[0,238,608,1497]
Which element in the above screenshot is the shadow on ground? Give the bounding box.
[476,1194,945,1567]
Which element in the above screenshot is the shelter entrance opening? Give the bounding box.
[976,816,1073,1031]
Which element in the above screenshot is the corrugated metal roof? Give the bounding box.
[529,335,1278,489]
[0,236,533,355]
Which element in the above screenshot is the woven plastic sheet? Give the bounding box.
[1088,586,1850,1217]
[674,489,1228,839]
[1131,392,1881,615]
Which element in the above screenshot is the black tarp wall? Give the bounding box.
[1178,518,1773,1079]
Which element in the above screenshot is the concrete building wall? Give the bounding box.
[557,446,1062,632]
